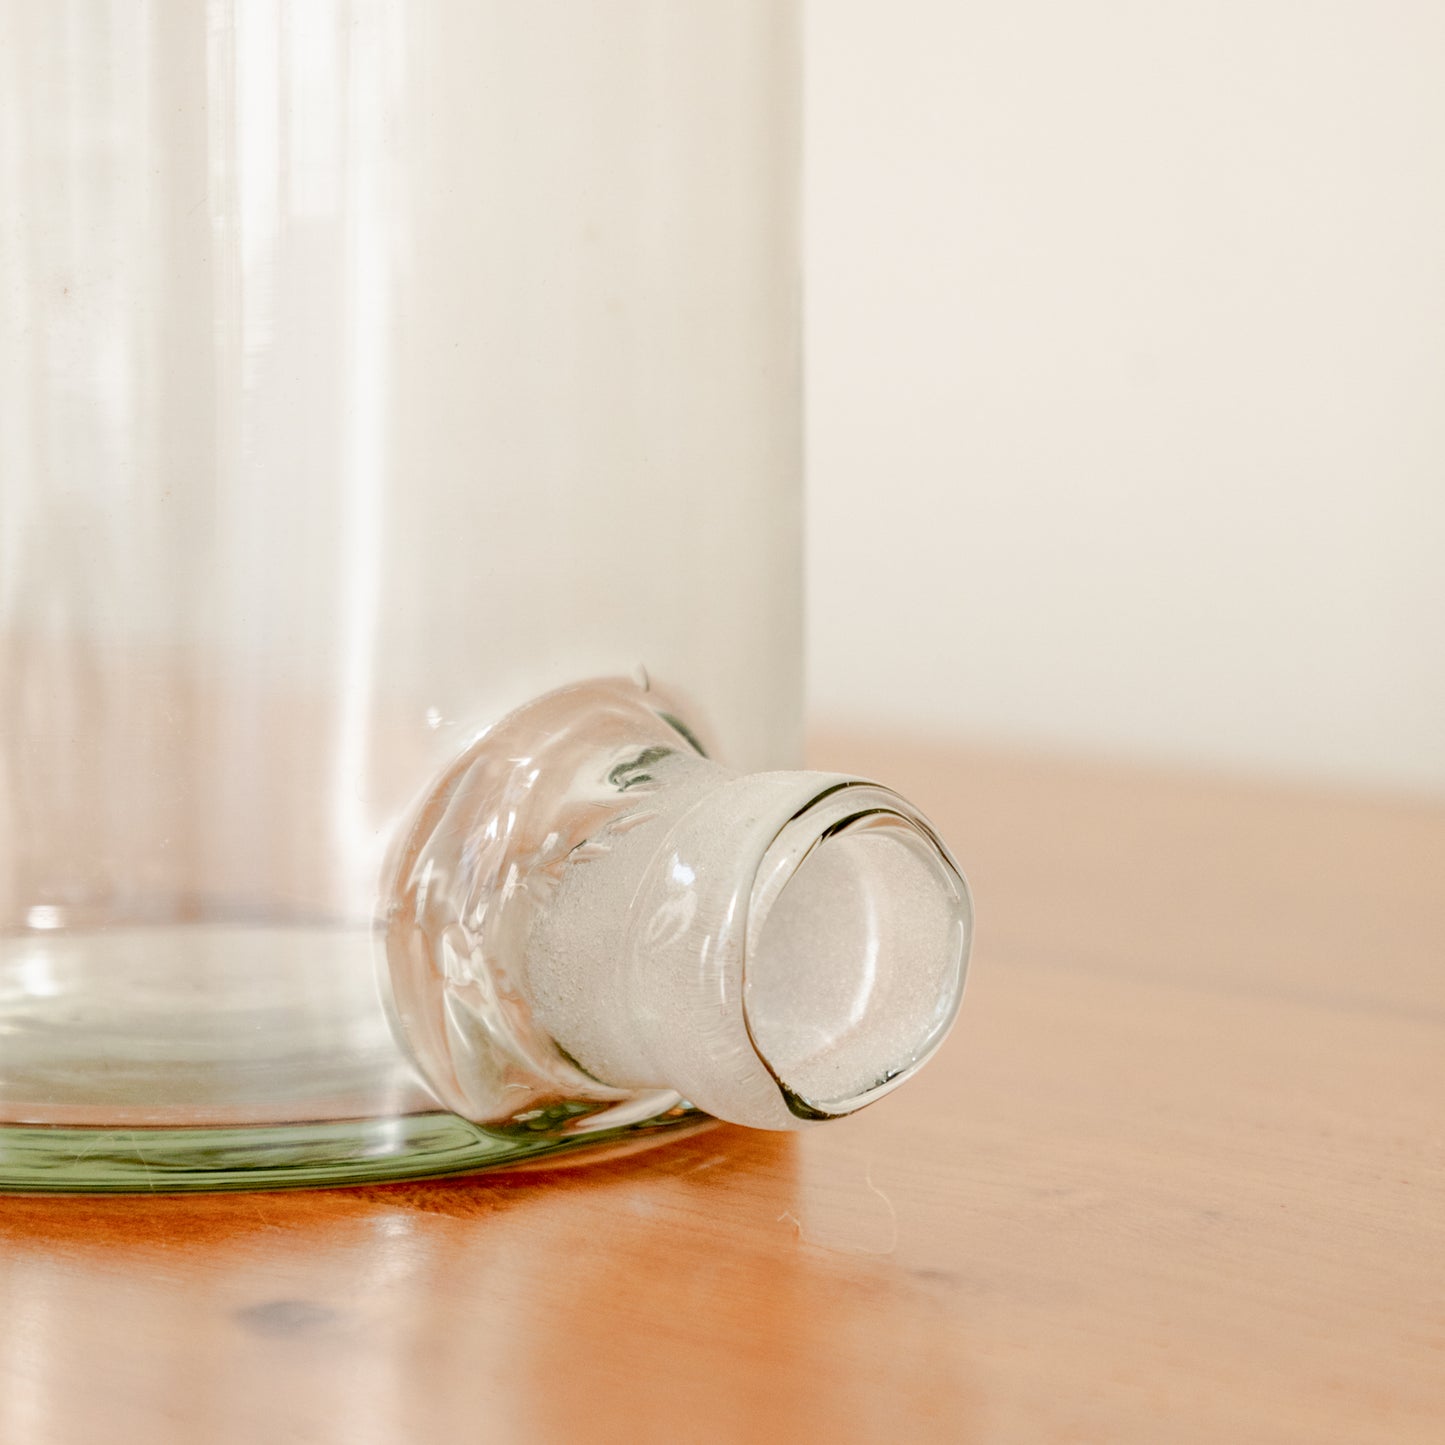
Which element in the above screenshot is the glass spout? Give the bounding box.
[383,679,972,1131]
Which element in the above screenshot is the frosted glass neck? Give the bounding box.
[382,679,971,1131]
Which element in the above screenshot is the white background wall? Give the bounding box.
[805,1,1445,796]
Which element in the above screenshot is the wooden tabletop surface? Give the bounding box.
[3,735,1442,1444]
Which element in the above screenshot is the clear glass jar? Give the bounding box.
[0,1,969,1191]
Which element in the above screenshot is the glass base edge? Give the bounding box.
[0,1109,703,1194]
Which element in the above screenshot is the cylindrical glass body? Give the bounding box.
[0,2,801,1187]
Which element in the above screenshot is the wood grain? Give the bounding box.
[1,736,1441,1444]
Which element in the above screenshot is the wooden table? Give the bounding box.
[3,737,1442,1443]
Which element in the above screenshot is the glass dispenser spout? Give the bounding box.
[384,679,972,1132]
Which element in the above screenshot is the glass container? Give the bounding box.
[0,1,971,1191]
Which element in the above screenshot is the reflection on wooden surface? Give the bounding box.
[0,1129,973,1443]
[2,736,1442,1443]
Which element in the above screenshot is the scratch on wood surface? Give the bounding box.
[774,1161,899,1256]
[861,1160,900,1257]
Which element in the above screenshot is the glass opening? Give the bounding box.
[744,809,969,1116]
